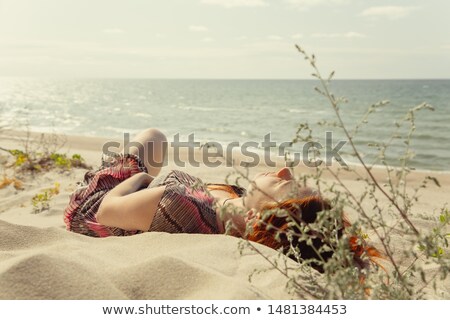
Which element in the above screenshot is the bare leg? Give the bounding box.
[122,128,168,177]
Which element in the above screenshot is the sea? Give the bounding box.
[0,78,449,172]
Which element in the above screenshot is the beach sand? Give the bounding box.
[0,130,449,299]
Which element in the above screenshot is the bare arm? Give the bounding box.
[96,172,166,231]
[106,172,153,197]
[215,197,249,237]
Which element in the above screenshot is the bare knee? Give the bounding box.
[125,128,167,176]
[124,128,167,152]
[139,128,166,140]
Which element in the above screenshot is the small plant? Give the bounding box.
[49,152,87,170]
[418,208,450,259]
[0,147,90,174]
[31,182,60,213]
[1,129,92,218]
[227,45,449,299]
[0,175,24,190]
[1,129,92,176]
[8,149,29,167]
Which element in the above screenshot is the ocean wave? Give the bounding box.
[204,127,230,133]
[134,112,153,118]
[27,125,72,134]
[177,105,215,112]
[288,109,306,113]
[101,126,141,135]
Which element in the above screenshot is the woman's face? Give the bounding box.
[244,167,296,212]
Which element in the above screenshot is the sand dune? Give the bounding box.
[0,219,300,299]
[0,130,448,299]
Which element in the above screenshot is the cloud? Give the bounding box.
[360,6,418,20]
[102,28,125,34]
[284,0,350,11]
[201,0,268,8]
[189,25,209,32]
[311,32,366,39]
[291,34,303,39]
[202,37,214,42]
[267,35,283,41]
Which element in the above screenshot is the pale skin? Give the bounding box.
[96,128,299,235]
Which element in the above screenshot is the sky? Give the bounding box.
[0,0,449,79]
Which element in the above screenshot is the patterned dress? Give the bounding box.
[63,154,245,237]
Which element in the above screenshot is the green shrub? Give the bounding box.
[234,45,449,299]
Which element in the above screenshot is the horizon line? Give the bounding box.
[1,76,449,81]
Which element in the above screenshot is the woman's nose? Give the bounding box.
[277,167,293,180]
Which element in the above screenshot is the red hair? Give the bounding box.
[247,195,382,273]
[207,184,240,198]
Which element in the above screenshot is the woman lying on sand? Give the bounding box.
[64,128,379,272]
